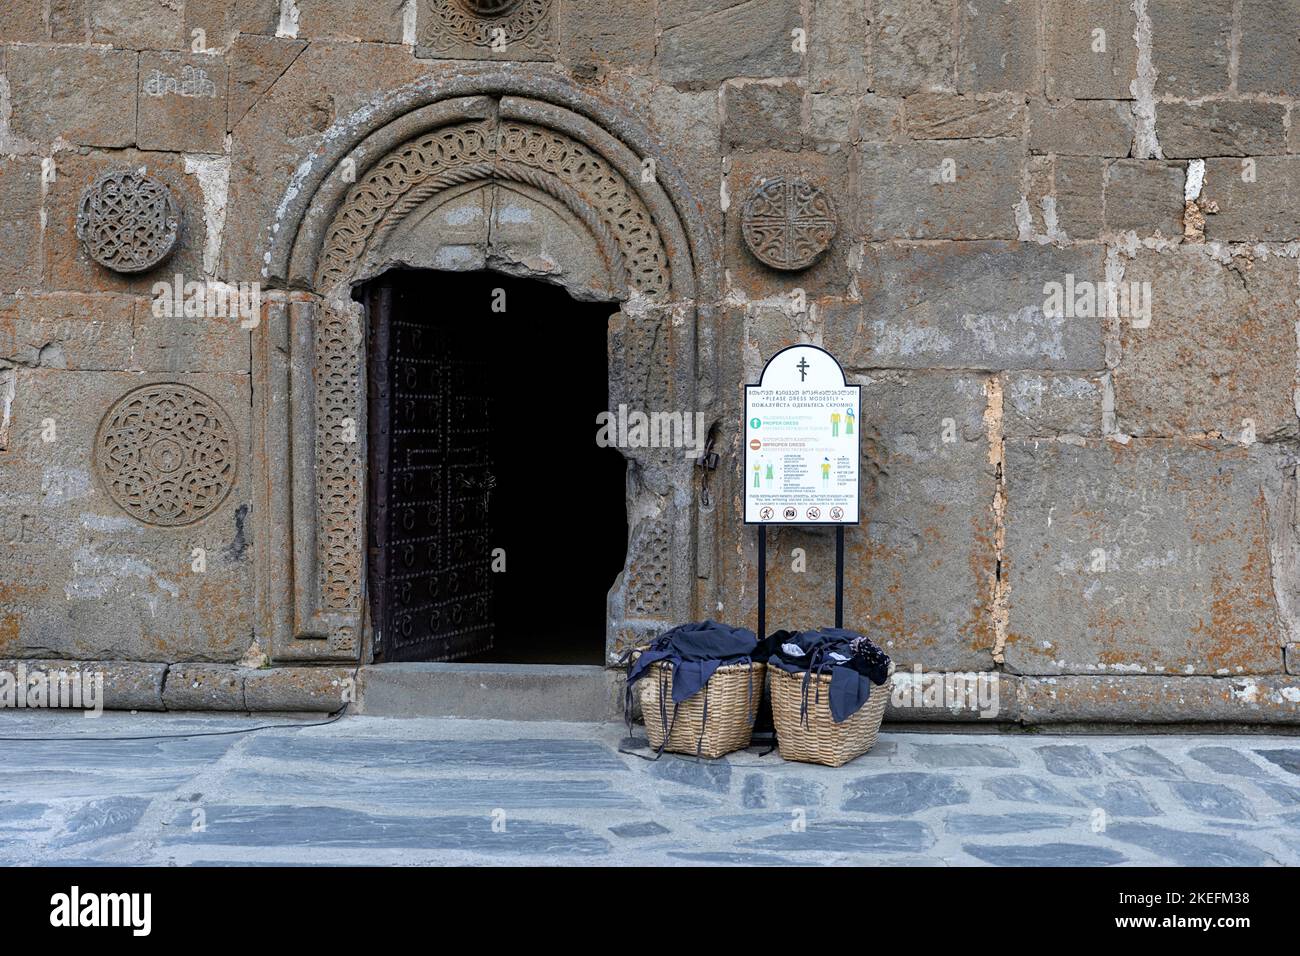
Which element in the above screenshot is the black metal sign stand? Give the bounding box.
[756,525,845,641]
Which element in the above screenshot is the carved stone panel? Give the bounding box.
[75,169,181,274]
[94,383,237,526]
[740,177,838,271]
[417,0,556,60]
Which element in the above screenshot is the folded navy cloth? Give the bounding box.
[768,627,891,724]
[625,619,759,704]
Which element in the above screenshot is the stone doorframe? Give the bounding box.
[253,72,720,664]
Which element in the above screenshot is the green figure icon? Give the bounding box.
[831,411,841,437]
[753,464,761,488]
[845,407,855,435]
[765,462,774,486]
[821,457,831,484]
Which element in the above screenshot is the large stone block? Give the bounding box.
[659,0,801,87]
[1029,100,1134,157]
[1021,675,1300,723]
[89,0,185,48]
[0,369,252,663]
[723,81,804,151]
[1114,251,1298,441]
[1149,0,1232,97]
[138,52,228,154]
[0,294,135,370]
[1003,373,1103,438]
[1054,156,1105,238]
[0,0,45,41]
[561,0,655,71]
[829,241,1107,371]
[185,0,282,48]
[1201,157,1300,241]
[0,658,166,710]
[1044,0,1136,100]
[956,0,1038,93]
[1238,0,1300,94]
[0,158,43,293]
[297,0,405,42]
[243,666,354,711]
[1156,102,1287,159]
[871,0,955,95]
[1004,440,1286,675]
[7,46,138,148]
[132,296,251,374]
[42,151,209,295]
[225,34,307,130]
[809,0,867,93]
[1103,160,1184,237]
[904,93,1025,140]
[859,140,1022,239]
[758,372,997,671]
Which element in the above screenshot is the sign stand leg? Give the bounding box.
[834,525,845,629]
[757,526,767,641]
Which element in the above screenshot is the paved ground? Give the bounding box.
[1,712,1298,866]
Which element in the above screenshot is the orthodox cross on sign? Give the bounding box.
[797,357,809,381]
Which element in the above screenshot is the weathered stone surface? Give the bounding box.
[296,0,405,43]
[90,0,185,48]
[746,820,934,853]
[859,140,1021,239]
[723,82,804,151]
[964,842,1126,866]
[163,663,243,710]
[904,93,1024,140]
[1035,744,1103,778]
[7,46,137,148]
[609,821,669,838]
[808,94,856,144]
[242,666,354,711]
[649,755,732,792]
[1170,781,1257,820]
[842,772,969,814]
[1054,156,1106,237]
[834,242,1106,370]
[956,0,1036,93]
[1003,374,1102,438]
[872,0,954,95]
[55,796,150,846]
[0,294,135,370]
[0,0,45,41]
[1114,252,1298,440]
[659,0,801,87]
[0,370,251,662]
[225,35,307,130]
[48,0,91,42]
[856,94,903,141]
[1201,157,1300,241]
[1104,161,1185,236]
[1104,821,1272,866]
[562,0,655,70]
[1021,676,1300,723]
[756,372,997,671]
[741,773,767,808]
[137,52,228,153]
[1029,100,1134,157]
[0,159,44,293]
[1156,102,1288,159]
[809,0,867,93]
[1255,748,1300,775]
[984,774,1084,807]
[1149,0,1231,96]
[1078,780,1159,817]
[1044,0,1136,99]
[132,299,251,375]
[1238,0,1300,94]
[245,734,627,770]
[0,658,165,709]
[1004,441,1285,675]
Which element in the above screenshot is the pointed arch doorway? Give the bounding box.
[363,269,627,664]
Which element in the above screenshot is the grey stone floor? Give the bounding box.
[1,711,1298,866]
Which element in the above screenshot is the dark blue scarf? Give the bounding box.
[768,628,891,724]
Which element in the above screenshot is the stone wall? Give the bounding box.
[0,0,1298,720]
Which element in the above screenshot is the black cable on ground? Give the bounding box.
[0,704,351,742]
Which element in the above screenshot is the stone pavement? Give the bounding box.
[1,712,1298,866]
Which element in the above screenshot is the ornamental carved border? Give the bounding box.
[421,0,554,55]
[311,117,673,632]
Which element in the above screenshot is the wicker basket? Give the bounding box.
[769,663,892,767]
[639,660,765,759]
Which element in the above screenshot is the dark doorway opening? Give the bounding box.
[365,269,627,665]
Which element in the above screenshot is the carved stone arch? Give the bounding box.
[255,74,720,664]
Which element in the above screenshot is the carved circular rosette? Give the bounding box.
[95,383,237,527]
[740,177,838,271]
[75,169,181,274]
[427,0,549,49]
[455,0,521,14]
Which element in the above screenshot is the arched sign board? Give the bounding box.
[744,344,861,526]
